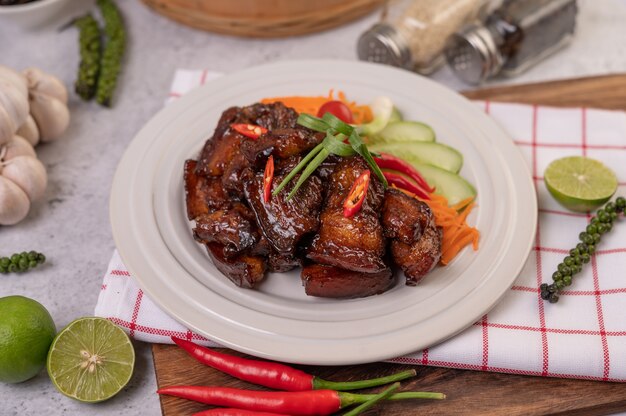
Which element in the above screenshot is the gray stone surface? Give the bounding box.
[1,0,626,414]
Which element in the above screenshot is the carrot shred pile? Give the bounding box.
[261,90,373,125]
[392,185,480,265]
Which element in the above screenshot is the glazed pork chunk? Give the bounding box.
[301,263,393,299]
[382,188,442,285]
[307,156,387,273]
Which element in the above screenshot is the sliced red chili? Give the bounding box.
[193,410,289,416]
[374,153,434,193]
[263,155,274,203]
[343,170,370,217]
[383,171,431,200]
[231,123,268,139]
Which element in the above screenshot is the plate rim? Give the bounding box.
[110,59,537,365]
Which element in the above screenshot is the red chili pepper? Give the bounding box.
[343,170,370,217]
[157,385,444,416]
[231,123,268,140]
[383,171,431,200]
[171,337,416,391]
[194,410,289,416]
[263,155,274,203]
[374,153,434,193]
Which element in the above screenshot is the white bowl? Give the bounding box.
[0,0,89,29]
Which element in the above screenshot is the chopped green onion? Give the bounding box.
[322,112,354,136]
[348,130,388,187]
[323,133,356,157]
[273,142,325,196]
[287,148,330,200]
[297,113,330,132]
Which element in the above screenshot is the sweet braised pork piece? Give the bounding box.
[307,157,387,273]
[268,252,301,273]
[382,189,442,285]
[193,202,259,257]
[244,172,324,255]
[301,263,393,299]
[205,242,266,289]
[381,188,432,244]
[184,159,228,220]
[196,103,299,178]
[240,128,324,167]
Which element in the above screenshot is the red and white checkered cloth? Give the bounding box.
[96,69,626,382]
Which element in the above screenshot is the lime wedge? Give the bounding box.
[46,317,135,403]
[544,156,617,213]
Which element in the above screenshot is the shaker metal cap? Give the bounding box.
[445,23,502,85]
[357,24,412,70]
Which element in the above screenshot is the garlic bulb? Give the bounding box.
[0,176,31,225]
[29,91,70,142]
[0,65,28,99]
[0,135,36,162]
[0,78,29,143]
[16,114,40,146]
[0,156,47,202]
[23,67,68,105]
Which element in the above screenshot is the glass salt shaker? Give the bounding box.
[445,0,578,84]
[357,0,493,74]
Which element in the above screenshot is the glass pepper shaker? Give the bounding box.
[357,0,493,74]
[445,0,578,84]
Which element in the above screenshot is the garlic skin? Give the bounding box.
[16,114,40,146]
[0,175,31,225]
[0,105,15,146]
[0,78,29,141]
[23,67,68,105]
[29,91,70,142]
[0,156,47,202]
[0,65,28,99]
[0,135,36,161]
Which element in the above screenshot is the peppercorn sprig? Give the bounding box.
[0,251,46,274]
[75,14,102,100]
[95,0,126,107]
[541,196,625,303]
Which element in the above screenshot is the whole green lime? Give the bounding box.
[0,295,56,383]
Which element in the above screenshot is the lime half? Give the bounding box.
[47,317,134,403]
[544,156,617,213]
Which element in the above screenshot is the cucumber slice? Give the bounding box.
[389,107,403,123]
[370,142,463,173]
[372,121,435,144]
[412,163,476,206]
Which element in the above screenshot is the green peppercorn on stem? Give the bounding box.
[95,0,125,107]
[75,14,102,101]
[542,196,625,303]
[0,251,46,274]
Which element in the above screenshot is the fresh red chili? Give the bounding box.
[263,155,274,203]
[231,123,268,140]
[374,153,434,193]
[383,171,431,200]
[171,337,416,391]
[343,170,370,217]
[193,410,289,416]
[157,385,445,416]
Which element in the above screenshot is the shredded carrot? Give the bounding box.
[261,90,373,125]
[394,184,480,265]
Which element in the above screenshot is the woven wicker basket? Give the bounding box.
[141,0,385,38]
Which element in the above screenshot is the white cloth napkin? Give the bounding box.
[96,69,626,382]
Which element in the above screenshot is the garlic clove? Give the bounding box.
[23,67,68,105]
[0,105,15,146]
[16,114,40,146]
[0,78,30,136]
[29,91,70,142]
[0,135,36,162]
[0,175,31,225]
[0,65,28,98]
[0,155,47,202]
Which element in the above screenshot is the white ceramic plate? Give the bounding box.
[110,60,537,365]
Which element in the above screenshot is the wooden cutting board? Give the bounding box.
[153,73,626,416]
